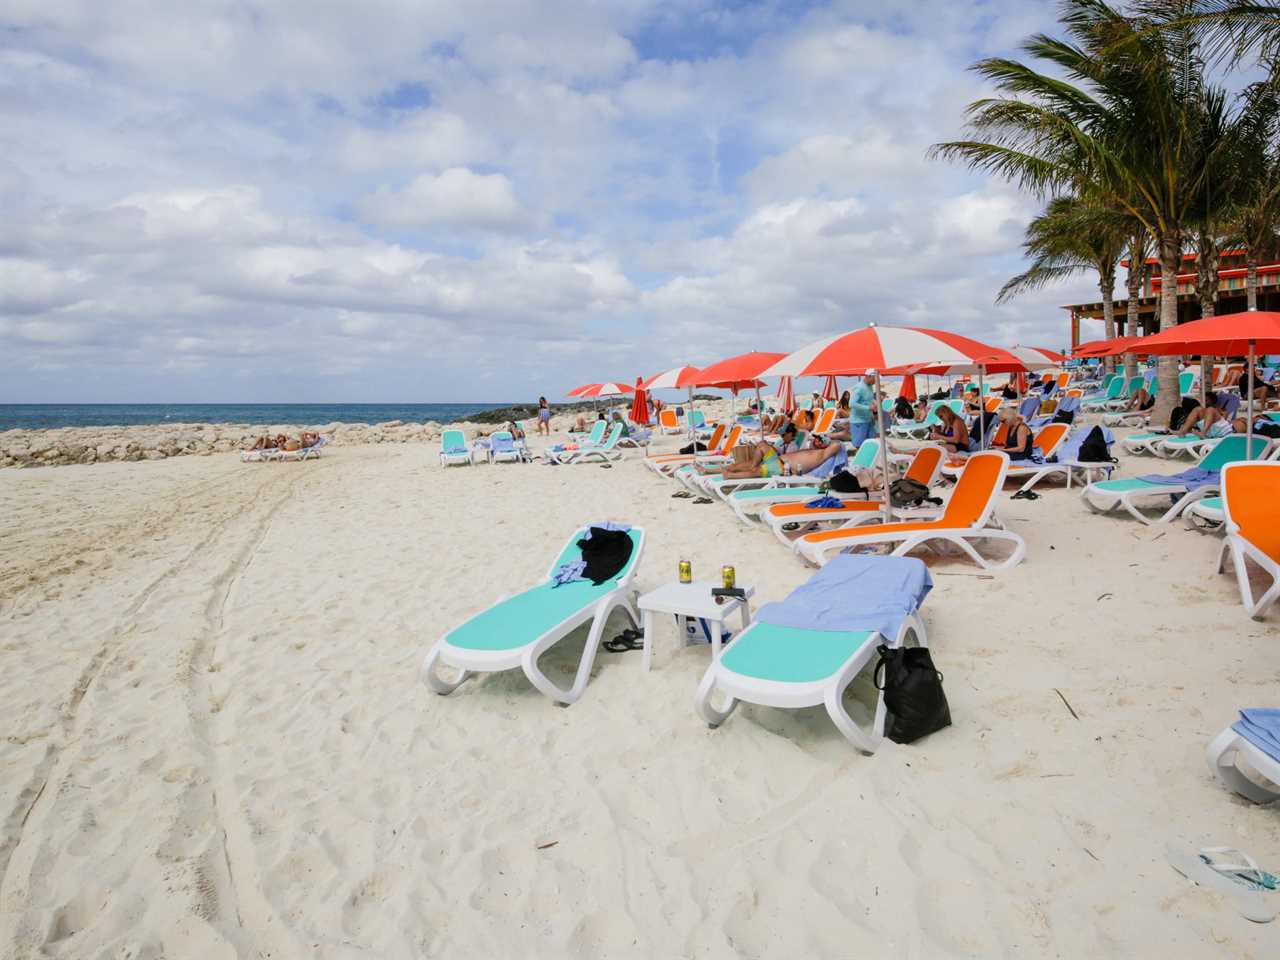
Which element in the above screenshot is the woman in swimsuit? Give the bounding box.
[536,397,551,436]
[993,409,1034,460]
[928,406,970,454]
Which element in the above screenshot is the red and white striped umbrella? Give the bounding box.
[776,376,796,414]
[567,382,635,398]
[1007,345,1067,368]
[763,325,1007,519]
[760,325,1003,377]
[821,375,839,401]
[642,366,703,390]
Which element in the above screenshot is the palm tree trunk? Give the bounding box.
[1124,234,1145,382]
[1099,261,1117,374]
[1149,234,1183,428]
[1196,234,1219,393]
[1247,250,1259,310]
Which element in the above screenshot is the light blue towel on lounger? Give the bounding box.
[1138,467,1217,491]
[755,555,932,638]
[1233,709,1280,762]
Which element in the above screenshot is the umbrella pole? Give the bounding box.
[876,371,891,523]
[978,366,986,448]
[756,385,764,439]
[687,386,694,438]
[1247,341,1256,457]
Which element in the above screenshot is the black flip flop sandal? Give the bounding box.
[693,496,713,504]
[672,491,693,499]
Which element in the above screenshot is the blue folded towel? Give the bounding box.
[804,495,845,509]
[755,554,932,638]
[1233,709,1280,762]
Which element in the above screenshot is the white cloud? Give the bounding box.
[357,168,529,231]
[0,0,1099,401]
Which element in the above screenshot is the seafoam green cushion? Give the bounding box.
[731,486,821,503]
[720,622,875,684]
[1093,478,1170,494]
[1197,496,1223,512]
[446,530,639,652]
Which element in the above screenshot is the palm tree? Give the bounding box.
[1231,155,1280,308]
[1123,228,1152,379]
[930,0,1269,425]
[1133,1,1280,68]
[997,195,1127,370]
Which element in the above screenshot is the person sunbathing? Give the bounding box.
[761,412,790,433]
[928,406,970,454]
[992,409,1033,460]
[1124,384,1155,412]
[1175,401,1244,439]
[697,439,844,479]
[247,435,275,450]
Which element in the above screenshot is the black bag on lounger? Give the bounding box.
[889,477,930,508]
[874,645,951,744]
[679,440,708,454]
[829,470,866,495]
[1076,425,1116,463]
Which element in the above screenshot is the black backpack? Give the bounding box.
[875,645,951,744]
[889,477,930,507]
[1076,425,1115,463]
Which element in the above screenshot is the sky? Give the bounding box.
[0,0,1113,403]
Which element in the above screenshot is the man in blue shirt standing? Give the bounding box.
[847,371,877,449]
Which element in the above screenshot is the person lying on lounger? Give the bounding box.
[279,432,321,452]
[695,438,845,479]
[1174,401,1247,439]
[247,435,276,450]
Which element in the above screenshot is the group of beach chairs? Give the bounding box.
[421,518,933,755]
[421,382,1280,803]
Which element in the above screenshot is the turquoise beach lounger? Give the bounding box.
[439,429,474,466]
[422,526,645,704]
[727,440,882,524]
[694,555,931,754]
[1080,435,1266,524]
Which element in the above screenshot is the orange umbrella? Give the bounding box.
[898,374,917,402]
[629,376,650,426]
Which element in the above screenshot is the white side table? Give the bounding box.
[636,581,755,672]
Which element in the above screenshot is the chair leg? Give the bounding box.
[421,646,469,695]
[522,595,636,705]
[823,655,881,754]
[1206,729,1280,804]
[694,666,737,727]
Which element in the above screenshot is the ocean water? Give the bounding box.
[0,403,523,431]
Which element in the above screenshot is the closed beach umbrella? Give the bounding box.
[629,376,650,426]
[821,375,840,402]
[899,374,917,402]
[763,325,1008,518]
[777,375,796,415]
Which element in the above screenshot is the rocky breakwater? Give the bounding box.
[0,419,510,470]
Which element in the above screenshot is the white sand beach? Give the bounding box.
[1,425,1278,959]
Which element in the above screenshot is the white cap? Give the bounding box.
[865,368,878,376]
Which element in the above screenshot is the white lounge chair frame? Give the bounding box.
[694,612,928,754]
[794,452,1026,572]
[1206,725,1280,803]
[422,527,645,705]
[1216,462,1280,619]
